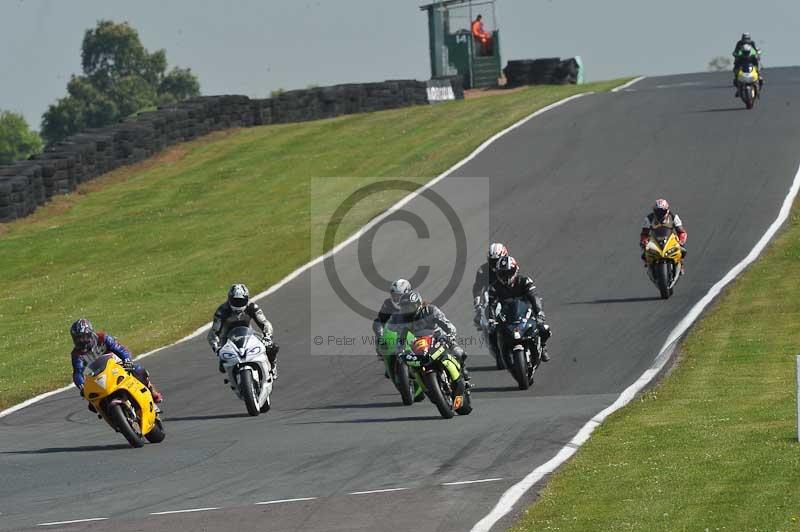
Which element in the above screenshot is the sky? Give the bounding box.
[1,0,797,130]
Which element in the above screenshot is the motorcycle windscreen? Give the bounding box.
[652,226,674,243]
[228,326,256,350]
[84,354,114,376]
[499,298,531,323]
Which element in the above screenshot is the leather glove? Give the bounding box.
[122,359,135,372]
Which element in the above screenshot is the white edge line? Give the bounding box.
[254,497,317,505]
[348,487,409,495]
[0,89,594,420]
[37,517,108,526]
[442,478,504,486]
[149,507,219,516]
[611,75,646,92]
[471,161,800,532]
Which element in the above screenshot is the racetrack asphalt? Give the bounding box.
[2,69,800,531]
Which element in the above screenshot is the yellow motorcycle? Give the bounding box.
[82,354,165,448]
[736,63,761,109]
[644,226,684,299]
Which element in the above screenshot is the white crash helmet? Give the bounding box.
[390,278,412,305]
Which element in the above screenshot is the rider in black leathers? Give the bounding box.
[486,256,551,361]
[472,242,508,328]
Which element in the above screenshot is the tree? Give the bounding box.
[0,111,43,164]
[41,20,200,144]
[708,56,732,72]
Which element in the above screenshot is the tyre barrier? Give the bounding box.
[503,57,581,88]
[0,78,463,222]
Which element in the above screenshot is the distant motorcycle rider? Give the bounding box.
[388,291,470,381]
[208,284,279,378]
[70,318,163,405]
[372,279,412,356]
[732,33,763,91]
[640,198,687,271]
[486,256,552,362]
[472,242,508,328]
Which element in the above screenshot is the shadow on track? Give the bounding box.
[470,385,521,393]
[465,365,498,372]
[165,412,251,422]
[569,296,661,304]
[3,443,131,454]
[289,415,441,425]
[299,401,404,411]
[692,107,744,113]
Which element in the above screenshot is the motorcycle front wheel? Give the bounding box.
[238,369,261,416]
[512,349,530,390]
[394,358,414,406]
[109,403,146,448]
[656,262,671,299]
[423,372,454,419]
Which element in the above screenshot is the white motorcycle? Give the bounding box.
[218,326,274,416]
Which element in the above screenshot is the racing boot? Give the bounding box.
[134,368,163,403]
[539,323,552,362]
[270,362,278,381]
[147,381,163,403]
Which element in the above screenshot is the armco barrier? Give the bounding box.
[503,57,581,88]
[0,78,463,222]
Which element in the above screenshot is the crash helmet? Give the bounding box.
[70,318,98,351]
[487,242,508,270]
[653,198,670,223]
[741,32,752,43]
[228,283,250,312]
[495,256,519,286]
[390,279,412,305]
[397,290,423,315]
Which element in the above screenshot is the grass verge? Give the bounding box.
[511,200,800,531]
[0,79,627,410]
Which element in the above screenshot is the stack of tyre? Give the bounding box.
[504,57,580,88]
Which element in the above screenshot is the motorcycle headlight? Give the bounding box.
[245,345,263,356]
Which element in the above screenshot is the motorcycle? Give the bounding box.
[644,226,684,299]
[82,354,165,448]
[379,327,424,405]
[400,332,472,419]
[489,298,543,390]
[736,63,761,109]
[218,326,274,416]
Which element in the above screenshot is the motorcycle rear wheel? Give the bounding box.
[423,372,454,419]
[145,418,166,443]
[109,403,146,448]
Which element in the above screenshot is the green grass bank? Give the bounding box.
[512,201,800,531]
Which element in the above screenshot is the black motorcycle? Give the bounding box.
[489,298,543,390]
